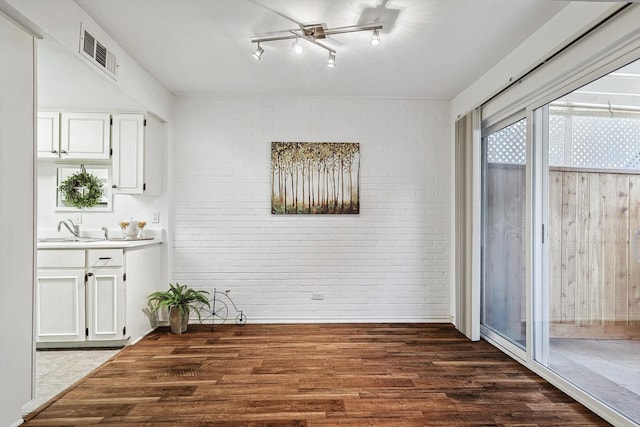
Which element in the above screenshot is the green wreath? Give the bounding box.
[58,166,104,208]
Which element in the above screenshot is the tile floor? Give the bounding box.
[550,338,640,423]
[22,348,120,415]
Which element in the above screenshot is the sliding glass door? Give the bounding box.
[481,117,527,350]
[532,58,640,423]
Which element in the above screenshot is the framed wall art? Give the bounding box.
[271,142,360,214]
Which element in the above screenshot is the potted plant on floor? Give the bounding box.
[147,283,210,333]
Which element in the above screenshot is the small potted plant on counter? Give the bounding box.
[147,283,210,333]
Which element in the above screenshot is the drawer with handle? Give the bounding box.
[87,249,123,267]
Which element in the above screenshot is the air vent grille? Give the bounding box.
[95,41,107,66]
[79,25,118,80]
[83,31,95,57]
[106,51,117,75]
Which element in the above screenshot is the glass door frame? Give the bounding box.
[525,62,640,427]
[481,98,637,427]
[479,111,528,362]
[530,105,549,366]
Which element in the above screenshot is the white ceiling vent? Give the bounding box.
[79,24,118,80]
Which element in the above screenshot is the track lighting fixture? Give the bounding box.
[250,22,382,65]
[370,28,380,46]
[326,51,336,68]
[252,43,264,61]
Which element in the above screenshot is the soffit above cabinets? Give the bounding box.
[38,36,143,111]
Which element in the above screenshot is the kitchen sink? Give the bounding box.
[107,237,154,241]
[37,237,106,243]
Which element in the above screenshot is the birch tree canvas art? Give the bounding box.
[271,142,360,214]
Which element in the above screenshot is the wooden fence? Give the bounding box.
[549,169,640,338]
[485,165,640,339]
[484,164,526,341]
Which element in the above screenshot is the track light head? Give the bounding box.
[292,36,304,54]
[370,29,380,46]
[326,51,336,68]
[252,43,264,60]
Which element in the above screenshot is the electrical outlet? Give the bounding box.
[152,212,160,223]
[311,293,324,300]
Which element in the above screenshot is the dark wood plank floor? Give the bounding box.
[23,323,609,426]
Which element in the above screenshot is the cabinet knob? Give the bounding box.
[50,150,58,154]
[60,150,67,154]
[112,184,117,188]
[87,272,94,277]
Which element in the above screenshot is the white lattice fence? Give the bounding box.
[486,108,640,171]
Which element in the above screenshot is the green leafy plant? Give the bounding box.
[147,283,210,320]
[58,166,104,208]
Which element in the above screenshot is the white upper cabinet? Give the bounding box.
[112,113,144,194]
[37,112,60,158]
[60,112,111,160]
[143,114,163,196]
[111,114,144,194]
[38,112,111,159]
[112,113,162,195]
[38,109,163,195]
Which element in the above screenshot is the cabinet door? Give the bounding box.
[86,267,125,341]
[112,113,145,194]
[143,114,163,196]
[35,269,86,342]
[37,112,60,158]
[124,245,162,342]
[60,112,111,159]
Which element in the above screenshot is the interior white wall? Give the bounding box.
[0,12,35,427]
[172,95,452,323]
[37,36,144,112]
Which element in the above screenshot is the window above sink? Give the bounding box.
[56,164,112,212]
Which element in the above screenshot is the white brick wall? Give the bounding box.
[171,96,451,323]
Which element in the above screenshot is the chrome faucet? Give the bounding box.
[101,226,109,239]
[57,219,80,237]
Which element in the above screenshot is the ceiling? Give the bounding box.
[559,59,640,107]
[71,0,572,99]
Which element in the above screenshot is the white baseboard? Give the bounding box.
[206,316,454,324]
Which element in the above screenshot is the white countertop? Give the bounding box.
[37,228,165,249]
[37,238,162,250]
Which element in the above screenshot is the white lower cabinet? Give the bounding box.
[36,249,125,345]
[36,266,86,342]
[86,249,125,341]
